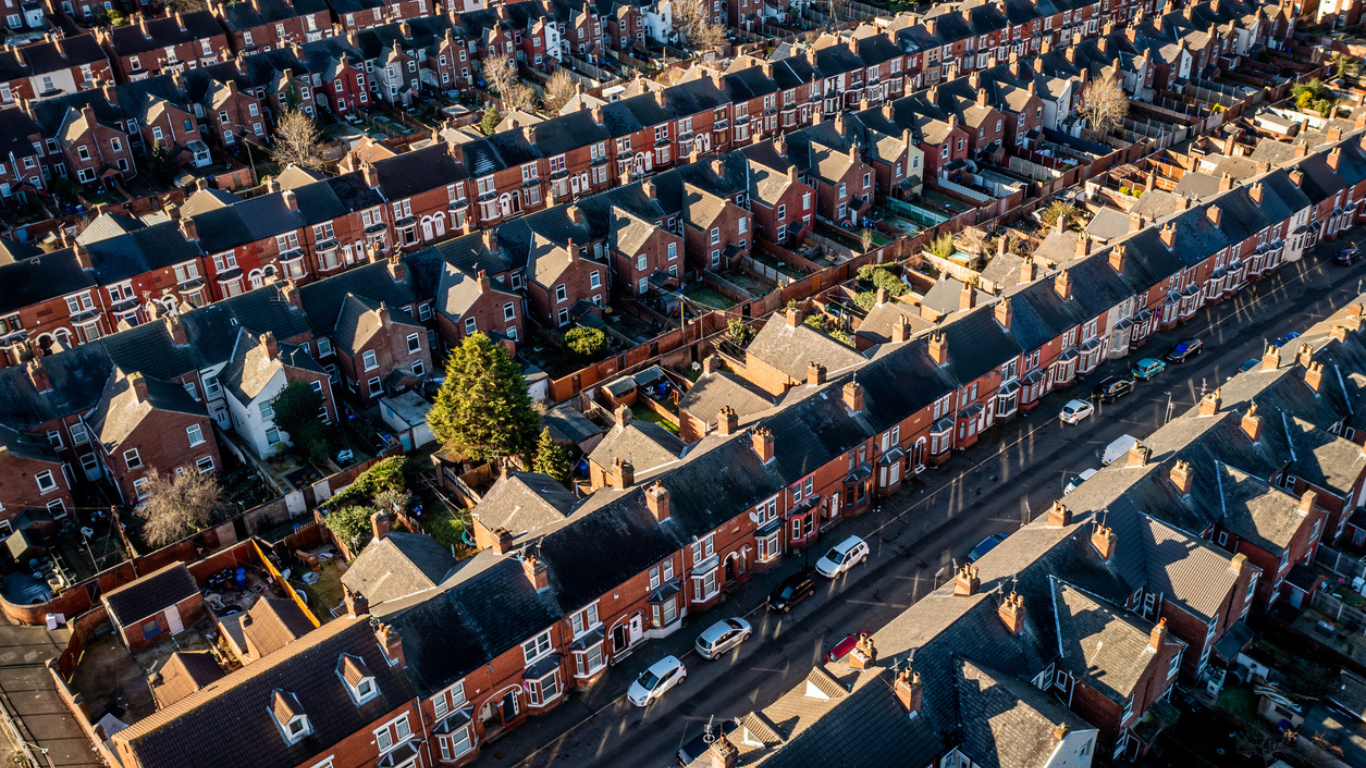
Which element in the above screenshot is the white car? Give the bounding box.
[815,535,869,578]
[1059,399,1095,425]
[1064,468,1097,494]
[695,618,753,660]
[627,655,686,707]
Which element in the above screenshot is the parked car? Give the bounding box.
[966,532,1010,563]
[767,567,817,613]
[823,630,872,662]
[1335,246,1361,265]
[1274,332,1301,349]
[1131,358,1167,381]
[815,535,869,578]
[695,618,752,660]
[1092,376,1135,404]
[1165,339,1203,363]
[1238,358,1261,374]
[627,656,686,707]
[1101,434,1139,466]
[1064,468,1098,494]
[1059,399,1095,425]
[676,722,738,766]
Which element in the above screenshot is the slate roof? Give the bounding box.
[955,659,1094,768]
[588,421,686,475]
[746,314,868,382]
[219,329,325,405]
[1214,463,1306,552]
[0,422,63,464]
[854,299,935,347]
[1133,514,1244,622]
[85,369,205,451]
[1051,580,1183,704]
[472,472,579,539]
[339,532,458,607]
[331,293,423,356]
[296,263,417,340]
[104,563,199,626]
[676,371,776,429]
[104,11,225,57]
[113,617,416,768]
[541,404,602,446]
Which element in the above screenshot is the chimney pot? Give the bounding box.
[1054,270,1072,301]
[1046,501,1072,528]
[717,405,738,435]
[954,564,981,595]
[894,668,923,715]
[752,426,775,462]
[646,480,670,523]
[1241,404,1262,442]
[611,456,635,489]
[807,361,826,386]
[1109,244,1127,274]
[928,332,948,365]
[1092,523,1117,560]
[1126,441,1151,467]
[843,380,863,412]
[1305,362,1325,393]
[1148,617,1169,652]
[522,551,549,590]
[998,591,1026,634]
[1170,459,1193,495]
[995,297,1012,329]
[1198,389,1222,416]
[1261,344,1280,371]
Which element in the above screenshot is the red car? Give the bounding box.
[823,631,872,663]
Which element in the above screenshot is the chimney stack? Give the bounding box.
[894,668,923,715]
[130,372,149,402]
[1127,441,1151,467]
[786,307,803,327]
[998,591,1026,634]
[1075,235,1091,259]
[959,283,975,311]
[370,510,391,540]
[1305,362,1325,393]
[1300,490,1318,516]
[1109,244,1126,274]
[752,426,775,462]
[928,332,948,365]
[377,623,405,669]
[717,405,738,435]
[844,380,863,413]
[362,162,379,189]
[1207,206,1222,227]
[807,361,826,386]
[260,332,279,360]
[646,480,671,523]
[1249,183,1264,205]
[282,190,298,211]
[709,734,739,768]
[1046,501,1072,528]
[995,297,1012,330]
[1148,618,1169,652]
[1241,404,1263,442]
[954,564,981,596]
[1159,223,1176,249]
[522,551,549,590]
[892,314,912,343]
[1170,459,1193,495]
[611,457,635,489]
[1054,270,1072,300]
[1198,389,1221,416]
[1261,344,1279,371]
[26,360,50,393]
[1331,325,1350,343]
[1092,523,1117,560]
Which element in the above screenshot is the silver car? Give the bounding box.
[695,618,753,660]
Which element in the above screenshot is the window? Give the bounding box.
[35,470,56,493]
[70,422,88,445]
[590,271,601,289]
[186,424,204,446]
[316,338,332,357]
[1167,651,1181,679]
[134,477,150,499]
[738,217,747,235]
[363,350,378,370]
[367,377,383,396]
[46,430,62,449]
[406,333,421,354]
[667,242,677,261]
[710,227,720,245]
[196,456,214,474]
[259,401,274,422]
[555,285,568,303]
[124,448,142,470]
[522,629,553,665]
[267,428,281,445]
[412,360,425,378]
[375,725,394,753]
[527,668,560,705]
[464,317,477,336]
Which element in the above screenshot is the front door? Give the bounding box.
[629,614,642,643]
[613,623,629,653]
[501,690,519,722]
[421,219,434,241]
[165,606,184,634]
[725,556,736,583]
[80,452,102,480]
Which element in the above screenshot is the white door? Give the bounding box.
[628,615,643,644]
[165,606,184,634]
[80,452,102,481]
[421,219,434,241]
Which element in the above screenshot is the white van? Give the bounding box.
[1101,434,1138,466]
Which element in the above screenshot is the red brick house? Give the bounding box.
[84,368,220,505]
[525,234,608,329]
[214,0,332,54]
[742,148,817,247]
[56,104,136,184]
[0,420,75,532]
[0,34,112,104]
[434,265,523,352]
[606,205,682,297]
[201,79,267,146]
[330,293,432,404]
[98,12,231,82]
[681,180,751,272]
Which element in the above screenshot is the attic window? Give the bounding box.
[271,690,312,744]
[337,654,379,706]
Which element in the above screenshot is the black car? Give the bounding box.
[1165,338,1203,363]
[1091,376,1135,404]
[677,721,739,766]
[767,567,817,613]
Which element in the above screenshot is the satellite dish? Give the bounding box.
[748,510,761,524]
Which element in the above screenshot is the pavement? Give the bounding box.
[479,232,1366,768]
[0,616,104,768]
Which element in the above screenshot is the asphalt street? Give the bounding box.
[486,229,1366,768]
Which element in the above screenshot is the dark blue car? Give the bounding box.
[967,532,1010,563]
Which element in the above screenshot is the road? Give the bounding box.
[492,231,1366,768]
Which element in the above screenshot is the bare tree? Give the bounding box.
[483,54,519,99]
[164,0,207,11]
[1078,76,1129,139]
[139,470,227,546]
[503,84,537,112]
[270,110,326,171]
[541,68,577,114]
[673,0,727,52]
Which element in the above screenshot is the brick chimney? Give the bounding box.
[26,360,50,392]
[954,564,981,595]
[1074,235,1091,259]
[717,405,738,435]
[611,457,634,489]
[1170,459,1193,495]
[1109,244,1126,275]
[282,280,302,310]
[488,528,514,554]
[1019,258,1036,284]
[521,551,549,590]
[752,426,774,462]
[999,591,1025,634]
[876,287,889,306]
[130,372,149,402]
[283,189,298,211]
[614,404,631,428]
[1148,617,1169,651]
[1129,213,1144,233]
[807,361,826,386]
[1206,205,1222,227]
[1198,389,1221,416]
[1328,147,1342,173]
[1218,173,1232,192]
[1298,490,1317,516]
[1092,522,1117,560]
[1331,325,1350,343]
[1241,404,1262,442]
[1054,270,1072,300]
[1305,362,1325,394]
[1345,304,1365,332]
[1296,342,1315,369]
[646,480,670,523]
[377,622,405,668]
[179,217,198,243]
[388,253,406,284]
[1249,183,1264,205]
[343,586,368,617]
[1046,501,1072,528]
[894,668,923,715]
[995,297,1012,330]
[843,380,863,413]
[362,162,379,188]
[73,243,92,270]
[959,283,975,311]
[1127,441,1151,467]
[709,734,739,768]
[786,307,803,327]
[1159,222,1176,249]
[928,331,948,365]
[370,509,391,540]
[1228,553,1248,575]
[642,178,656,199]
[482,229,497,252]
[892,315,911,343]
[1261,344,1279,371]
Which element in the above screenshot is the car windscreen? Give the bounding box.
[824,548,841,561]
[638,670,660,690]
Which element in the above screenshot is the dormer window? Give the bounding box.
[271,690,312,744]
[337,654,379,705]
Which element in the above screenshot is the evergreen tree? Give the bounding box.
[427,333,538,462]
[481,105,502,136]
[147,141,178,185]
[533,428,571,484]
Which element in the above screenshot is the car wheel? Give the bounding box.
[742,631,751,642]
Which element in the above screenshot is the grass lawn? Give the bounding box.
[686,287,737,309]
[631,404,680,435]
[424,505,471,554]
